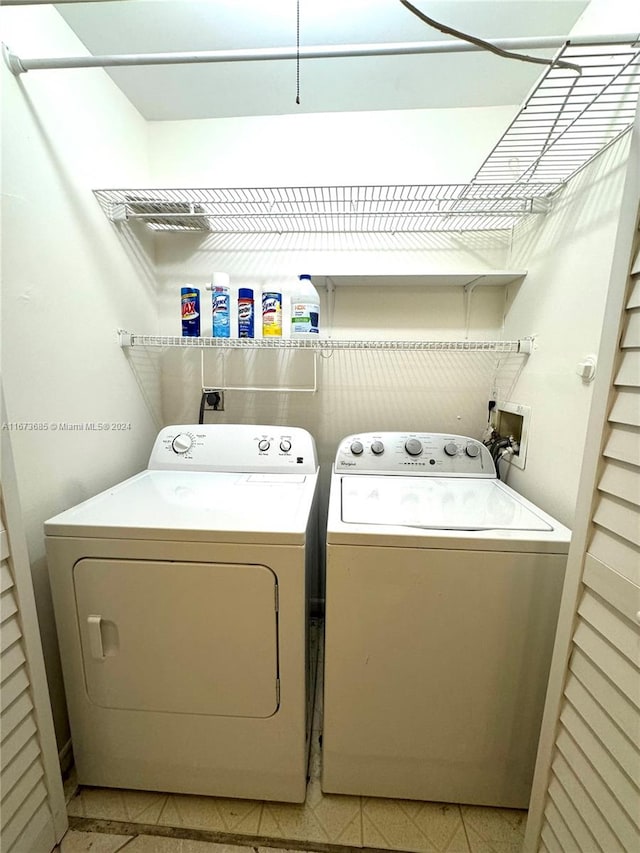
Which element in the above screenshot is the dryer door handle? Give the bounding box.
[87,615,105,660]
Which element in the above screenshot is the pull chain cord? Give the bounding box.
[296,0,300,104]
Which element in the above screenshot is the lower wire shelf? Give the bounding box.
[118,331,533,354]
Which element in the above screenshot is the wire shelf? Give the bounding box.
[94,40,639,234]
[474,40,640,184]
[119,332,530,353]
[95,183,557,234]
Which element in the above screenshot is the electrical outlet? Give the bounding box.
[203,390,224,412]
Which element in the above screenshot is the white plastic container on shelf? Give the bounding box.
[290,274,320,336]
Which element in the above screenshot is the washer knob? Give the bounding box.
[350,440,364,456]
[444,441,458,457]
[465,443,480,458]
[280,439,292,452]
[172,433,193,454]
[371,440,385,456]
[258,439,271,452]
[405,438,423,456]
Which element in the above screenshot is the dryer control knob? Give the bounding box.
[350,440,364,455]
[280,439,292,452]
[371,440,385,455]
[172,433,193,454]
[258,439,271,452]
[444,441,458,457]
[465,443,480,458]
[405,438,423,456]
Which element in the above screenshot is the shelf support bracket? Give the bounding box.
[518,337,535,355]
[463,277,483,340]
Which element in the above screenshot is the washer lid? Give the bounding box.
[341,476,553,531]
[45,469,318,543]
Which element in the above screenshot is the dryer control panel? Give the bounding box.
[148,424,318,474]
[335,432,496,477]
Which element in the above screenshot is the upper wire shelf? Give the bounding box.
[94,40,640,235]
[94,183,557,234]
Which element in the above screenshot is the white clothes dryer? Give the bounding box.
[322,432,570,808]
[46,424,319,803]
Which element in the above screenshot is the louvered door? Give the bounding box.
[1,417,67,852]
[525,195,640,849]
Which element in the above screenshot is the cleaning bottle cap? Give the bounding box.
[239,288,254,299]
[212,272,230,288]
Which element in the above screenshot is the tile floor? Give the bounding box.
[60,624,527,853]
[56,833,325,853]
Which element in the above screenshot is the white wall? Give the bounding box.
[495,134,632,527]
[148,106,520,186]
[1,6,159,749]
[570,0,639,34]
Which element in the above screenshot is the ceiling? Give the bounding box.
[53,0,590,121]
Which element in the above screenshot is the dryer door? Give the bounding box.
[74,559,278,718]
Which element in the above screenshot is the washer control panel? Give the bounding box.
[335,432,495,477]
[148,424,318,473]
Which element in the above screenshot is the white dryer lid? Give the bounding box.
[45,469,318,543]
[341,475,553,531]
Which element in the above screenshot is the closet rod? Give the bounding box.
[5,33,640,76]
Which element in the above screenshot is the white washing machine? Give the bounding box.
[322,431,571,808]
[46,424,319,803]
